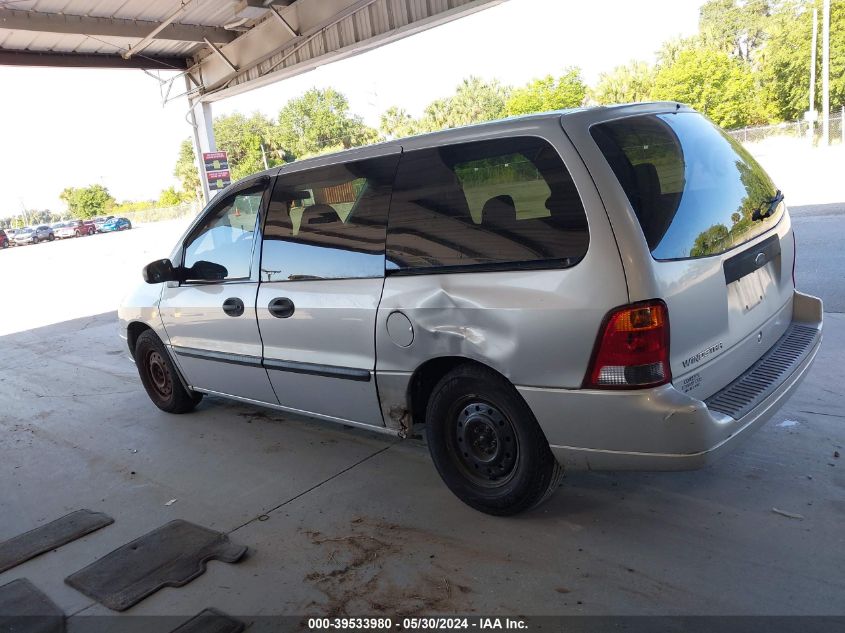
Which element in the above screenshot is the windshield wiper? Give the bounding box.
[752,189,784,221]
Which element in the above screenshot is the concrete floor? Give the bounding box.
[1,213,844,621]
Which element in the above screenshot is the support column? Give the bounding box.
[185,75,217,206]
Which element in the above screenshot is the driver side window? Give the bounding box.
[183,186,264,282]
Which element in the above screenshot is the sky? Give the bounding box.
[0,0,703,217]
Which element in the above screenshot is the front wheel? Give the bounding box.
[425,365,562,516]
[135,330,203,414]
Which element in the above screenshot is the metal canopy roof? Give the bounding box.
[0,0,505,100]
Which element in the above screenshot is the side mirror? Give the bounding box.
[186,260,228,281]
[142,258,178,284]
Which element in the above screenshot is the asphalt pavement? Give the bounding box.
[0,217,843,621]
[791,202,845,313]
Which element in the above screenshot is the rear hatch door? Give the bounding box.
[589,111,795,400]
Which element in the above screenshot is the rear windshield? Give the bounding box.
[591,112,781,260]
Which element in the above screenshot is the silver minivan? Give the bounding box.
[119,103,823,515]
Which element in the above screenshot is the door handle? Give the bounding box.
[222,297,245,317]
[268,297,295,318]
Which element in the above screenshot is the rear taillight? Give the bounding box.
[584,300,671,389]
[792,230,797,287]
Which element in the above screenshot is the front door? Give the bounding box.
[160,179,277,404]
[255,149,400,426]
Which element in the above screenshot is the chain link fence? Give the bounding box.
[120,201,201,226]
[728,111,844,146]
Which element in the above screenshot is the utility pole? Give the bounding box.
[809,8,818,142]
[822,0,831,146]
[18,199,29,226]
[260,143,269,170]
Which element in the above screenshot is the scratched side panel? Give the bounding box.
[118,281,168,345]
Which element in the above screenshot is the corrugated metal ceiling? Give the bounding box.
[0,0,241,61]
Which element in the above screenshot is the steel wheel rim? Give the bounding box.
[450,399,519,488]
[146,350,172,399]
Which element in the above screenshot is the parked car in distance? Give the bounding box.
[120,103,823,515]
[101,217,131,232]
[5,228,18,245]
[93,216,115,232]
[0,229,8,248]
[14,225,54,245]
[56,219,96,239]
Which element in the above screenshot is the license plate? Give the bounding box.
[731,266,770,313]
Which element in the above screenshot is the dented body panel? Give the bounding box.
[375,115,628,431]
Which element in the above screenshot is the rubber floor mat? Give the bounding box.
[64,520,247,611]
[0,509,114,574]
[169,609,245,633]
[0,578,65,633]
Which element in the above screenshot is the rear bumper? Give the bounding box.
[519,291,823,471]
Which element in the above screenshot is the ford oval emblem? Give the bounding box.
[754,252,765,267]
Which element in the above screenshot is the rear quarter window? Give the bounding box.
[386,136,589,273]
[590,112,781,260]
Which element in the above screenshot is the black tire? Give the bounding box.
[135,330,202,414]
[48,234,54,241]
[425,364,563,516]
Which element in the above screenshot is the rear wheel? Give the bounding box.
[135,330,202,414]
[425,364,562,516]
[75,230,81,237]
[48,234,54,241]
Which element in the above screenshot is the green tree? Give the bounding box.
[652,48,762,128]
[505,68,586,115]
[379,106,419,139]
[656,36,699,66]
[214,112,281,179]
[699,0,771,62]
[157,187,183,207]
[422,77,508,130]
[382,77,509,137]
[759,0,845,122]
[274,87,379,160]
[591,61,656,105]
[174,139,201,202]
[59,185,115,219]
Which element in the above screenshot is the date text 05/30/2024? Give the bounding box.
[308,617,528,630]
